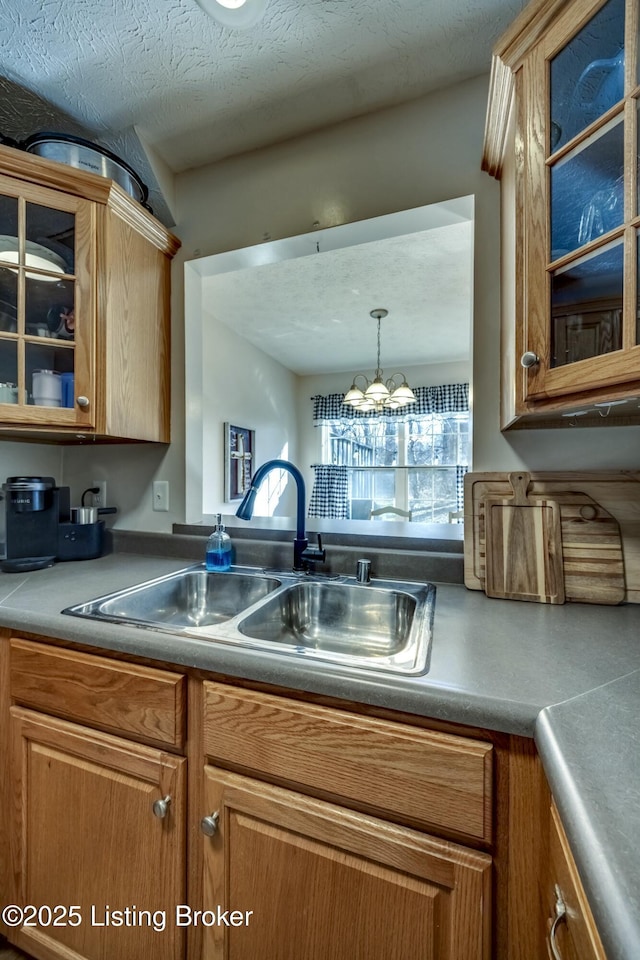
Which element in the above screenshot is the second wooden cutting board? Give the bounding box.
[484,472,565,603]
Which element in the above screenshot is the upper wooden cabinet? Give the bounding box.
[484,0,640,427]
[0,144,180,442]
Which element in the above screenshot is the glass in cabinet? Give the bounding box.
[483,0,640,422]
[0,178,93,428]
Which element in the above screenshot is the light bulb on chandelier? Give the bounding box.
[343,309,416,412]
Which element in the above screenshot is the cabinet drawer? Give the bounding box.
[545,802,607,960]
[10,638,185,749]
[202,682,493,841]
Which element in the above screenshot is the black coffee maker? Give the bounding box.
[2,476,70,572]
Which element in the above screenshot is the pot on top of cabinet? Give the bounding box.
[0,139,179,443]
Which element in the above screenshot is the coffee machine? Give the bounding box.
[2,476,70,572]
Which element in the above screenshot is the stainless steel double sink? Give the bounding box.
[63,564,435,675]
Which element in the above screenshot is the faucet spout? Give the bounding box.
[235,459,325,572]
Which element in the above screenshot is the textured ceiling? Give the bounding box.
[204,218,473,375]
[0,0,528,178]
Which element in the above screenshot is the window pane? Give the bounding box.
[407,414,469,466]
[0,339,18,403]
[550,0,624,152]
[551,240,623,366]
[408,468,457,523]
[25,277,75,341]
[26,343,74,406]
[0,266,17,333]
[26,202,75,276]
[550,117,624,257]
[0,196,19,268]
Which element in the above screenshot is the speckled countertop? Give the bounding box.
[0,549,638,960]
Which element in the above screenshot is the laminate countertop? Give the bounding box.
[0,551,638,960]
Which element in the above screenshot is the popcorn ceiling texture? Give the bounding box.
[0,0,527,182]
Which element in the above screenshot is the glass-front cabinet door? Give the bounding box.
[0,176,94,428]
[523,0,640,402]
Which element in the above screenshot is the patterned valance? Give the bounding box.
[311,383,469,421]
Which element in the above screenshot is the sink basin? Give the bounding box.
[238,581,415,657]
[64,567,281,628]
[63,565,434,676]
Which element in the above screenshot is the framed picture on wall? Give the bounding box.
[224,423,255,501]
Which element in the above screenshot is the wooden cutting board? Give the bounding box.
[550,493,625,604]
[484,472,565,603]
[464,471,633,604]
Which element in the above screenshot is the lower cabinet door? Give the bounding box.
[544,803,607,960]
[201,765,492,960]
[8,706,186,960]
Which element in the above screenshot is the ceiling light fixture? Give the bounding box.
[343,309,417,413]
[0,236,67,282]
[195,0,267,29]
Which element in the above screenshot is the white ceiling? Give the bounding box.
[201,200,473,374]
[0,0,527,174]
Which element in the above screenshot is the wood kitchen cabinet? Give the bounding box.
[0,144,179,442]
[483,0,640,427]
[9,708,186,960]
[197,681,493,960]
[200,765,491,960]
[1,637,187,960]
[0,633,581,960]
[542,801,607,960]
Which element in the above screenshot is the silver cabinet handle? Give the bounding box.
[520,351,540,368]
[200,812,220,836]
[152,795,172,819]
[77,396,90,408]
[549,884,567,960]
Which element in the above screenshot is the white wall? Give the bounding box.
[0,442,63,493]
[201,304,298,518]
[56,71,639,531]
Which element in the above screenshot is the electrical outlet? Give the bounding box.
[153,480,170,512]
[92,480,107,508]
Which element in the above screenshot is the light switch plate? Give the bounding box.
[153,480,170,512]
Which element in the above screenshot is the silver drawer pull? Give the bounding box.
[549,884,567,960]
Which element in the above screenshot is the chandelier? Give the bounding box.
[343,309,416,412]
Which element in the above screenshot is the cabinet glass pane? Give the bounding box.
[550,116,623,257]
[0,195,19,270]
[25,343,74,408]
[550,0,624,152]
[25,202,74,277]
[25,276,75,341]
[551,239,623,367]
[0,339,18,403]
[0,266,17,333]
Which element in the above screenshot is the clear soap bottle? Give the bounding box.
[205,514,232,571]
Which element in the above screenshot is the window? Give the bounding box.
[309,385,470,523]
[320,413,469,522]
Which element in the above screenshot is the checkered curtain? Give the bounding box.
[312,383,469,421]
[455,465,468,514]
[308,465,350,519]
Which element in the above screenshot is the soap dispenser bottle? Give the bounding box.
[205,514,232,571]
